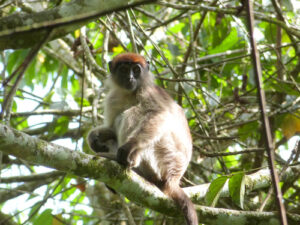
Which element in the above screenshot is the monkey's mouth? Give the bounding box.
[124,80,137,91]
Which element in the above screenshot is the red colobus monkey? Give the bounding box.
[87,53,198,225]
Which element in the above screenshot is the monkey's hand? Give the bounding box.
[117,139,139,168]
[87,128,116,153]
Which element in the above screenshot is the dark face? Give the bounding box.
[110,62,144,91]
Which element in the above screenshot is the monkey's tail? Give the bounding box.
[164,182,198,225]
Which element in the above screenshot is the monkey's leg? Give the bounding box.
[116,138,140,167]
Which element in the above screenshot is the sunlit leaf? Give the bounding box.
[33,209,52,225]
[205,176,228,207]
[52,214,64,225]
[281,113,300,139]
[229,173,245,209]
[74,29,80,38]
[209,28,238,54]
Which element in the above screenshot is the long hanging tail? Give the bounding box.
[163,182,198,225]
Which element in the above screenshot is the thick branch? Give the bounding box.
[0,0,155,50]
[0,211,18,225]
[0,124,176,216]
[11,107,93,117]
[0,124,299,224]
[186,164,300,201]
[246,1,287,224]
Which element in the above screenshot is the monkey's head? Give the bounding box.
[109,53,151,92]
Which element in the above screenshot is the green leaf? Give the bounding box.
[52,176,71,197]
[168,43,180,57]
[61,71,68,90]
[270,81,299,96]
[224,154,239,168]
[33,209,52,225]
[209,28,238,54]
[282,0,293,11]
[238,121,259,142]
[24,58,37,90]
[145,220,154,225]
[229,173,245,209]
[53,116,69,135]
[205,176,228,207]
[168,22,185,34]
[6,50,29,74]
[28,204,40,221]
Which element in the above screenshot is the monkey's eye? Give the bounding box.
[118,64,130,74]
[132,65,141,77]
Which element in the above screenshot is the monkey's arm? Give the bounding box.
[87,127,116,153]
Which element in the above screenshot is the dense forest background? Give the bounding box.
[0,0,299,224]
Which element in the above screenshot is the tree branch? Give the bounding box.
[0,171,65,183]
[245,1,288,224]
[0,0,156,50]
[0,211,18,225]
[0,177,56,204]
[11,107,93,117]
[0,123,177,216]
[157,1,300,39]
[1,124,300,224]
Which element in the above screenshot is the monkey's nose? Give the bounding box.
[129,74,134,81]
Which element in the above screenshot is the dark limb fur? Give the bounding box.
[88,127,116,153]
[117,138,140,167]
[96,152,117,161]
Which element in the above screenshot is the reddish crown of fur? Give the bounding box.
[111,53,148,69]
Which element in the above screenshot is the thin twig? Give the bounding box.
[79,27,106,77]
[196,147,265,157]
[259,140,298,212]
[0,29,52,121]
[158,1,300,39]
[119,195,137,225]
[126,10,138,53]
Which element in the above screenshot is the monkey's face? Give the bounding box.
[111,62,143,91]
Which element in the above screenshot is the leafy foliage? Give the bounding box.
[0,0,299,224]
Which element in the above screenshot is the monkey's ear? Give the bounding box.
[108,61,113,72]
